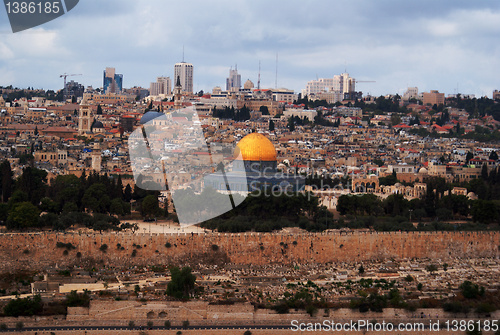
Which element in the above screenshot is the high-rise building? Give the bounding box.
[149,77,172,96]
[302,73,356,99]
[65,80,85,99]
[174,62,193,93]
[423,90,445,106]
[226,66,241,91]
[103,67,123,94]
[403,87,419,101]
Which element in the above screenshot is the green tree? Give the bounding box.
[426,264,438,273]
[481,164,488,180]
[17,167,47,205]
[4,295,42,316]
[141,195,159,219]
[471,200,498,223]
[460,281,485,299]
[65,290,90,307]
[123,184,133,202]
[110,198,125,216]
[96,104,103,115]
[390,114,401,126]
[269,119,275,132]
[490,151,498,161]
[259,105,269,115]
[466,151,474,163]
[0,160,14,202]
[287,117,295,132]
[6,202,40,230]
[166,267,196,300]
[82,183,111,213]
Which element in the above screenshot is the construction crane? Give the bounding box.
[60,73,82,101]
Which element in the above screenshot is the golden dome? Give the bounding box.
[234,133,277,161]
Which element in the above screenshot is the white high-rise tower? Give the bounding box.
[226,65,241,91]
[174,62,193,94]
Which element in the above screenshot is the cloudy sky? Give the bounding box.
[0,0,499,97]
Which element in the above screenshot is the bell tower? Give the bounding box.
[78,94,93,135]
[173,75,183,110]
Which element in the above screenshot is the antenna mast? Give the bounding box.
[257,61,261,90]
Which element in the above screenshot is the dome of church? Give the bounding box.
[140,111,164,125]
[92,120,104,128]
[419,167,428,174]
[234,133,277,162]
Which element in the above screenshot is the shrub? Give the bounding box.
[182,320,189,329]
[99,244,108,252]
[65,290,90,307]
[147,321,154,328]
[211,244,219,251]
[272,302,289,314]
[132,249,137,257]
[164,320,171,329]
[0,323,7,330]
[15,321,23,329]
[128,320,135,328]
[4,295,43,316]
[460,281,485,299]
[76,252,82,258]
[165,242,172,248]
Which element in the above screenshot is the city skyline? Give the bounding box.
[0,0,499,97]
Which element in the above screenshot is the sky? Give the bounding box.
[0,0,499,97]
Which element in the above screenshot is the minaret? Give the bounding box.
[78,94,93,135]
[173,75,183,110]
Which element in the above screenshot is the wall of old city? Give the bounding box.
[2,303,500,335]
[0,231,498,273]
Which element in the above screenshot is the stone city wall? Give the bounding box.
[3,303,500,335]
[0,231,498,273]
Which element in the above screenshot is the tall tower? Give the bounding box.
[174,62,193,93]
[91,152,102,172]
[226,65,241,91]
[78,95,93,135]
[103,67,123,94]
